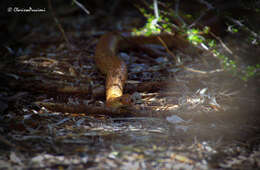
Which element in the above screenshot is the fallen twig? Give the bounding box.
[72,0,90,15]
[48,0,70,47]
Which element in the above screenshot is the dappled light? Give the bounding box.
[0,0,259,169]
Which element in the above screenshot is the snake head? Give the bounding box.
[106,94,132,108]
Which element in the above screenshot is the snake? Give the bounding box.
[94,32,189,108]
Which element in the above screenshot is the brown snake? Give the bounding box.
[94,32,189,108]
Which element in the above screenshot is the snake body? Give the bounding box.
[94,32,189,108]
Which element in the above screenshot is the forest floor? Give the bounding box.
[0,1,260,169]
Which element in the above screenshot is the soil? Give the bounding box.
[0,1,259,169]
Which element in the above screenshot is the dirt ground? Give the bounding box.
[0,1,260,169]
